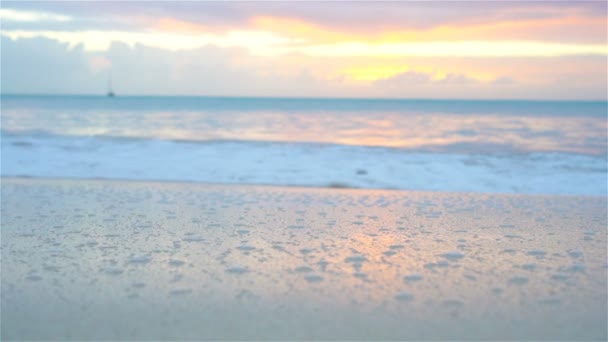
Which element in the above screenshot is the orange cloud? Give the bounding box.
[250,16,357,44]
[391,15,608,44]
[250,14,606,45]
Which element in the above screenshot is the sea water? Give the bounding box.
[1,95,606,195]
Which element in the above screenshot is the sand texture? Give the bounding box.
[1,178,606,340]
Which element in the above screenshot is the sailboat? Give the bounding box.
[107,70,115,97]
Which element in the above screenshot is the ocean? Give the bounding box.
[1,95,606,195]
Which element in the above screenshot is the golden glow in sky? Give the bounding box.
[2,9,606,57]
[0,2,606,99]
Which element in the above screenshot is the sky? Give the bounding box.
[1,1,607,100]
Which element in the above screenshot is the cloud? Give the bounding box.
[0,36,93,94]
[369,70,522,99]
[4,1,605,30]
[0,36,336,97]
[373,70,487,91]
[1,1,606,43]
[436,73,479,85]
[374,71,432,87]
[1,29,294,52]
[296,41,607,57]
[1,2,605,60]
[1,36,605,100]
[0,8,71,22]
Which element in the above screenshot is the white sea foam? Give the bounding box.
[2,132,605,195]
[2,96,606,195]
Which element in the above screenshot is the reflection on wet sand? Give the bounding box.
[2,178,606,340]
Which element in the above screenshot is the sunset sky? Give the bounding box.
[1,1,607,99]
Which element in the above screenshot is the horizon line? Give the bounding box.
[2,93,607,103]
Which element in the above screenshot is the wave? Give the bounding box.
[3,128,606,156]
[2,131,606,196]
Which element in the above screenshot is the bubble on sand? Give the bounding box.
[183,235,204,242]
[527,250,547,258]
[26,275,42,281]
[287,225,305,229]
[169,259,185,267]
[440,251,464,261]
[551,273,569,281]
[509,276,529,285]
[129,255,151,264]
[344,255,367,263]
[317,260,329,272]
[404,274,423,282]
[103,267,124,275]
[226,266,249,275]
[521,263,537,271]
[236,245,256,252]
[294,266,313,273]
[45,248,64,256]
[43,265,60,272]
[304,275,323,283]
[566,263,585,273]
[395,292,414,302]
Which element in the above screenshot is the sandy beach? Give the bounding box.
[2,1,606,340]
[2,177,606,340]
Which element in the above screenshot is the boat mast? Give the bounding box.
[107,69,115,97]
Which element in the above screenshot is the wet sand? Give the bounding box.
[1,178,606,340]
